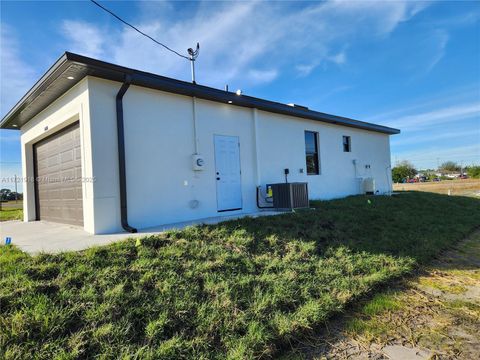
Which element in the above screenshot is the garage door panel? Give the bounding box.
[61,168,75,179]
[60,149,74,163]
[47,155,60,167]
[75,167,82,178]
[34,123,83,226]
[61,162,80,173]
[61,188,77,200]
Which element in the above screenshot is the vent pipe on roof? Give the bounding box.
[287,103,309,111]
[116,75,137,233]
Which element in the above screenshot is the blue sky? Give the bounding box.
[1,0,479,191]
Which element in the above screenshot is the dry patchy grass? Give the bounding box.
[284,231,480,359]
[0,208,23,222]
[393,178,480,197]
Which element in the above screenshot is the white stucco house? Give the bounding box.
[1,53,399,234]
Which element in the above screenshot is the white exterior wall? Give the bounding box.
[20,78,96,233]
[256,111,392,199]
[19,76,393,234]
[87,78,258,233]
[87,77,392,233]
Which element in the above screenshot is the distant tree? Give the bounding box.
[423,171,437,181]
[6,192,22,201]
[392,161,417,183]
[439,161,461,173]
[466,165,480,179]
[0,189,11,201]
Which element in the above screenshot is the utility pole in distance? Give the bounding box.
[14,174,18,203]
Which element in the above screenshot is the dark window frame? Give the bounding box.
[304,130,320,175]
[343,135,351,152]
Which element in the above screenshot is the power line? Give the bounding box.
[89,0,190,61]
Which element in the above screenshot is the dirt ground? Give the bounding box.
[283,231,480,359]
[393,179,480,198]
[0,200,23,210]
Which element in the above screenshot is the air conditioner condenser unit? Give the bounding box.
[267,182,309,209]
[363,177,375,195]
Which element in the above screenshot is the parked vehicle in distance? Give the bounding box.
[433,178,441,182]
[460,175,468,179]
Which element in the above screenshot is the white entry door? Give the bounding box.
[214,135,242,211]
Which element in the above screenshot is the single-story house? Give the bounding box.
[1,52,400,234]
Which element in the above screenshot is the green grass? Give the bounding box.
[0,208,23,222]
[360,291,403,316]
[344,290,404,339]
[1,192,479,359]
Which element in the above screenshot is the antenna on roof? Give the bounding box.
[187,43,200,84]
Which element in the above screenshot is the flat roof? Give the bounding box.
[0,52,400,135]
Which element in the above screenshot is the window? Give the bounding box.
[304,131,320,175]
[343,136,351,152]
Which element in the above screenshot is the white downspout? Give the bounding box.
[253,108,261,185]
[192,97,199,154]
[386,165,392,196]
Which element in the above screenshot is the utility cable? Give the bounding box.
[89,0,190,60]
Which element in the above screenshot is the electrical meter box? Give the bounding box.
[192,154,205,171]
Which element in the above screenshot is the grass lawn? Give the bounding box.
[284,231,480,359]
[1,192,479,359]
[0,208,23,222]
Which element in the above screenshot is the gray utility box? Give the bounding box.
[268,182,309,210]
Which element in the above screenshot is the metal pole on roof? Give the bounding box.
[187,43,200,84]
[190,60,196,84]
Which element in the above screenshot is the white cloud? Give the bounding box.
[295,50,347,77]
[385,102,480,132]
[61,20,106,58]
[59,0,429,88]
[295,63,317,77]
[425,29,449,73]
[0,25,37,117]
[328,51,347,65]
[391,128,477,146]
[366,84,479,123]
[247,69,278,84]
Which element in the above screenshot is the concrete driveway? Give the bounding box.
[0,221,137,254]
[0,211,283,255]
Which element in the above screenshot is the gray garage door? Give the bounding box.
[34,123,83,226]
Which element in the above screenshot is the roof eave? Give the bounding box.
[0,52,401,135]
[1,53,72,129]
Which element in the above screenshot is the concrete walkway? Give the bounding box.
[0,211,283,255]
